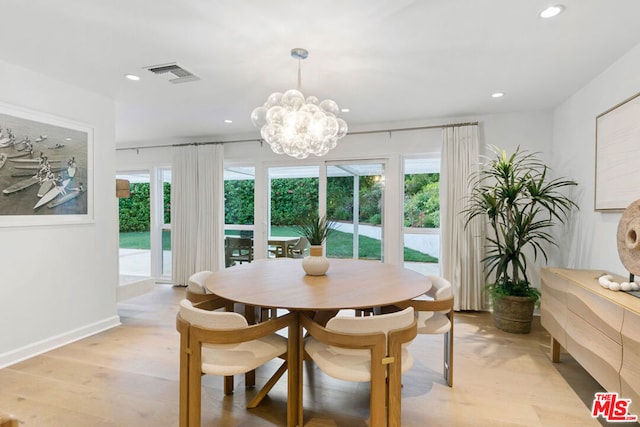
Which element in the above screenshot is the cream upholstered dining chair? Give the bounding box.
[187,270,276,322]
[393,274,454,386]
[302,307,417,427]
[185,270,219,304]
[176,299,294,427]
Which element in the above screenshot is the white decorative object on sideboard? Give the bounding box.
[541,268,640,417]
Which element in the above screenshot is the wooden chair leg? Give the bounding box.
[369,361,386,427]
[387,360,403,427]
[179,356,188,427]
[177,319,190,427]
[246,370,256,388]
[188,350,203,427]
[224,375,234,395]
[247,360,288,409]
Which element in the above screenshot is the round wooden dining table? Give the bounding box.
[206,257,430,427]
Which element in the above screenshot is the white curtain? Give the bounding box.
[171,144,225,286]
[440,125,485,310]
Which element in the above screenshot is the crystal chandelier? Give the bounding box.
[251,48,348,159]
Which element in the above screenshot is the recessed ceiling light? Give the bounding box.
[491,92,505,98]
[539,5,565,19]
[224,119,233,124]
[65,137,72,141]
[341,108,350,113]
[124,74,140,81]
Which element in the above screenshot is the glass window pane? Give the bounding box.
[268,166,319,258]
[162,228,171,277]
[224,167,255,267]
[117,173,151,283]
[224,167,255,228]
[326,163,384,261]
[403,157,440,275]
[162,169,171,225]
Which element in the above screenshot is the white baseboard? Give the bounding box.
[0,315,121,369]
[117,278,155,301]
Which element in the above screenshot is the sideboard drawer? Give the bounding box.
[566,284,624,345]
[565,310,622,393]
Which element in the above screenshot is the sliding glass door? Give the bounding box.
[224,166,256,236]
[224,166,255,267]
[117,168,173,283]
[267,166,319,257]
[117,172,152,283]
[221,160,394,264]
[403,156,440,275]
[326,162,385,260]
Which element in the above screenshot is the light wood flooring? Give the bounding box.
[0,284,634,426]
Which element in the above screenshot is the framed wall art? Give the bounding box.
[0,102,93,226]
[595,91,640,211]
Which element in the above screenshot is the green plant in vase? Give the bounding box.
[295,214,336,275]
[464,145,578,333]
[296,213,336,246]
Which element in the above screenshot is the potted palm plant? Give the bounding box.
[464,145,578,333]
[296,213,335,275]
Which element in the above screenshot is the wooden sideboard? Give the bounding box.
[541,268,640,416]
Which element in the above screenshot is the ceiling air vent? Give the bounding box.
[144,63,200,84]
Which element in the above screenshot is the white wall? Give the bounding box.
[0,60,119,367]
[552,42,640,276]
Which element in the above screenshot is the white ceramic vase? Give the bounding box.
[302,245,330,276]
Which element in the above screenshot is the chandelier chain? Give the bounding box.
[297,58,302,91]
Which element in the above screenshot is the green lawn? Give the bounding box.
[120,226,437,263]
[262,226,436,262]
[119,231,171,250]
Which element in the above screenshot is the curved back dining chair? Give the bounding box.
[187,270,275,323]
[186,270,215,304]
[394,274,454,386]
[176,299,293,427]
[302,307,416,427]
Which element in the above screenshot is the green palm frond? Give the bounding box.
[464,145,578,302]
[295,214,336,245]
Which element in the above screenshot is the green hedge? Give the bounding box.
[404,173,439,228]
[270,178,319,225]
[119,183,150,232]
[225,179,254,224]
[119,174,440,232]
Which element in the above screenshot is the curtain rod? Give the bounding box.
[346,121,478,136]
[115,120,479,151]
[116,138,260,152]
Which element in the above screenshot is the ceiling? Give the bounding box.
[2,0,640,147]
